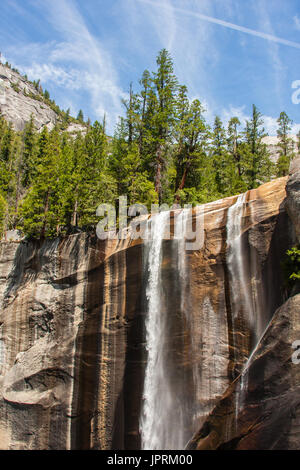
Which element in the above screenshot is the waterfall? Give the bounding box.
[226,193,254,328]
[226,193,253,423]
[175,208,190,317]
[140,211,174,449]
[140,209,190,450]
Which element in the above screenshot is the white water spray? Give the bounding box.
[226,193,254,423]
[175,209,190,316]
[140,208,195,450]
[140,210,184,450]
[226,193,254,327]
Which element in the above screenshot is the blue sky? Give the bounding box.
[0,0,299,135]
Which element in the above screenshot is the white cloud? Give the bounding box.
[294,15,300,31]
[291,123,300,135]
[220,105,250,129]
[216,106,299,136]
[3,0,299,137]
[8,0,127,132]
[22,63,81,89]
[137,0,300,49]
[255,3,285,109]
[0,53,8,64]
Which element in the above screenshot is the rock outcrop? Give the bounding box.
[0,63,86,134]
[186,292,300,450]
[0,173,298,450]
[187,166,300,451]
[286,157,300,243]
[262,136,298,163]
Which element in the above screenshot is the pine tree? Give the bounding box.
[77,109,84,123]
[138,69,151,156]
[21,115,38,187]
[56,134,76,231]
[151,49,178,202]
[122,83,140,145]
[109,118,157,207]
[173,87,208,202]
[73,121,117,227]
[19,127,61,238]
[242,104,273,188]
[228,117,242,176]
[0,193,6,238]
[211,116,230,195]
[276,111,294,176]
[0,122,14,163]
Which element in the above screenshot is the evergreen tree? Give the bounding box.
[276,111,294,176]
[211,116,231,195]
[77,109,84,123]
[173,87,208,202]
[242,104,273,188]
[151,49,178,202]
[228,117,242,176]
[19,128,61,238]
[138,69,151,156]
[0,50,283,238]
[109,118,157,207]
[21,115,38,187]
[0,121,14,163]
[0,193,6,238]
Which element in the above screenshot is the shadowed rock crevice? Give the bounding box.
[0,173,298,450]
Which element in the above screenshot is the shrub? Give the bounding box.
[0,194,6,238]
[284,245,300,285]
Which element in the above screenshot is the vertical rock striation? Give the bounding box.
[0,174,297,450]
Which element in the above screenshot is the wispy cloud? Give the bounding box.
[219,105,299,136]
[137,0,300,50]
[294,15,300,31]
[43,0,128,128]
[8,0,127,132]
[2,0,299,135]
[255,2,285,108]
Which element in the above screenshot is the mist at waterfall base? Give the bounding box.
[137,191,274,451]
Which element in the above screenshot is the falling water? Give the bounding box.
[140,208,195,450]
[226,192,254,424]
[175,208,203,433]
[226,193,254,328]
[140,210,183,450]
[175,208,190,317]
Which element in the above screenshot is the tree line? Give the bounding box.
[0,49,299,238]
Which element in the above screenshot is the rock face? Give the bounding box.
[286,158,300,243]
[0,63,86,134]
[262,135,298,163]
[0,174,298,450]
[0,63,58,131]
[187,168,300,451]
[186,293,300,450]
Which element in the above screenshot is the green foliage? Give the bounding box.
[11,82,20,93]
[283,246,300,287]
[77,109,84,123]
[276,111,295,177]
[0,193,6,237]
[241,105,275,189]
[0,50,282,239]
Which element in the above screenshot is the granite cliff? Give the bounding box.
[0,164,298,449]
[0,63,85,133]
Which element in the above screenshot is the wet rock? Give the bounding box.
[286,157,300,243]
[0,176,296,449]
